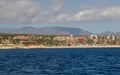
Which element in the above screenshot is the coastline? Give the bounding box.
[0,45,120,49]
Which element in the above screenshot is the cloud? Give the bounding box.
[71,9,96,21]
[49,14,68,22]
[0,0,64,23]
[0,0,43,23]
[51,6,120,22]
[50,0,64,13]
[99,6,120,20]
[0,0,120,23]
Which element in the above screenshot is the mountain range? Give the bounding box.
[0,26,119,35]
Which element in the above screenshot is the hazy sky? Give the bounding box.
[0,0,120,33]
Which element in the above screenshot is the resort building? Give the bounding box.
[89,35,98,40]
[107,35,115,41]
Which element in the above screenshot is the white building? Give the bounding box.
[107,35,115,41]
[89,35,98,40]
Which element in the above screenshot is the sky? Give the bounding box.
[0,0,120,33]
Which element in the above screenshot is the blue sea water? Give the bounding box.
[0,48,120,75]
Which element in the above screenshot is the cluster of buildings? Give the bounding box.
[53,34,120,46]
[0,34,120,46]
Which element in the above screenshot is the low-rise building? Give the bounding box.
[107,35,115,41]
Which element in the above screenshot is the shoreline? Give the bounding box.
[0,45,120,49]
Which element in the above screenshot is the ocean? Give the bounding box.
[0,48,120,75]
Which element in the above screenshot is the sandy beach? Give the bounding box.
[0,44,120,49]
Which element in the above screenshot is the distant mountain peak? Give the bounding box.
[21,27,35,30]
[0,26,119,35]
[100,31,115,35]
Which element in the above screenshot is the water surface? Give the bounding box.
[0,48,120,75]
